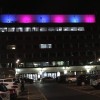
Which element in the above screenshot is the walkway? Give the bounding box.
[17,83,47,100]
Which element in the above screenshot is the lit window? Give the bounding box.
[40,27,47,32]
[41,62,49,66]
[63,27,70,31]
[55,27,62,31]
[57,61,64,66]
[7,45,16,50]
[8,27,15,32]
[24,27,31,32]
[78,27,85,31]
[48,27,55,31]
[32,27,39,32]
[40,44,52,49]
[16,27,23,32]
[0,27,7,32]
[71,27,77,31]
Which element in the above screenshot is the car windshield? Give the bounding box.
[0,84,8,92]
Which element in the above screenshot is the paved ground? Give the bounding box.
[66,83,100,98]
[17,82,100,100]
[17,84,47,100]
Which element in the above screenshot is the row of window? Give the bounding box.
[0,27,85,32]
[3,43,100,50]
[0,34,100,41]
[0,60,88,68]
[6,44,52,49]
[0,51,98,59]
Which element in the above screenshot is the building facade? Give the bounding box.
[0,0,100,78]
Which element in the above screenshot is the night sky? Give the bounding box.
[0,0,98,13]
[0,0,99,25]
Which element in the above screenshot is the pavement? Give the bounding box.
[17,83,47,100]
[17,82,100,99]
[66,83,100,98]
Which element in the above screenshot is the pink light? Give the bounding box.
[51,15,66,23]
[84,15,96,23]
[17,15,34,23]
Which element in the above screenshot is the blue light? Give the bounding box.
[36,15,50,23]
[69,15,82,23]
[1,14,16,23]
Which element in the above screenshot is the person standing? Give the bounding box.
[21,79,25,92]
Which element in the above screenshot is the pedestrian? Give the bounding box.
[21,79,25,92]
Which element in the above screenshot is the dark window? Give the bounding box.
[41,53,48,58]
[48,36,56,42]
[56,43,63,48]
[40,36,47,41]
[72,52,79,56]
[57,52,63,57]
[63,35,70,41]
[64,52,71,57]
[33,53,40,58]
[78,35,86,40]
[25,45,32,49]
[80,52,86,56]
[49,52,56,58]
[17,44,24,50]
[8,53,15,59]
[32,36,39,41]
[1,54,6,58]
[7,36,15,41]
[16,36,23,41]
[71,43,78,48]
[25,36,32,41]
[25,54,32,58]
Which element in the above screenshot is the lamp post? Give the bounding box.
[93,52,98,75]
[93,51,97,63]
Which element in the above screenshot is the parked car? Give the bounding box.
[57,75,67,83]
[66,75,77,83]
[0,78,21,99]
[41,77,55,83]
[90,75,100,89]
[77,74,91,86]
[23,78,33,84]
[0,83,10,100]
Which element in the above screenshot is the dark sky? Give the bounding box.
[0,0,98,14]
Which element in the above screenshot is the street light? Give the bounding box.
[16,59,20,67]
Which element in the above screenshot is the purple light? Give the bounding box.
[51,15,66,23]
[84,15,95,23]
[17,15,34,23]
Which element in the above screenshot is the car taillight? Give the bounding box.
[8,89,16,94]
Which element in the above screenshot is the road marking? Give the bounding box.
[27,86,29,100]
[38,88,48,100]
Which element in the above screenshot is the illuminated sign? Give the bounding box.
[0,14,96,23]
